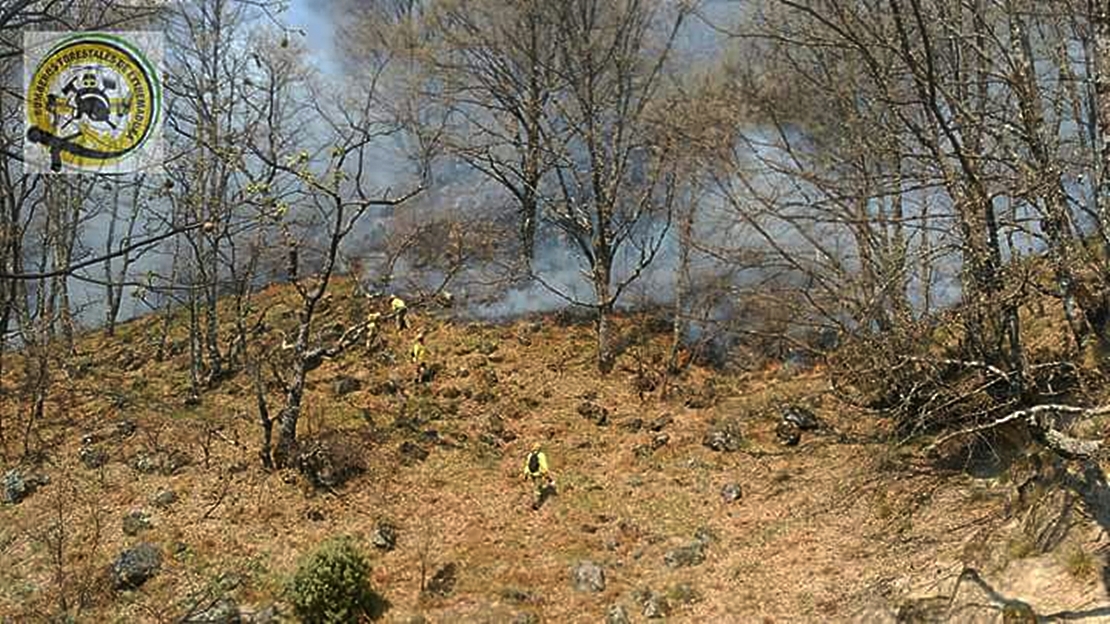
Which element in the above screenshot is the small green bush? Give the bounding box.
[287,537,383,623]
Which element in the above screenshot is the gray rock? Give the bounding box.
[619,418,644,433]
[721,483,743,503]
[606,604,631,624]
[776,420,802,446]
[110,543,162,590]
[371,520,398,551]
[571,560,606,593]
[651,433,669,450]
[664,541,706,569]
[131,450,191,476]
[184,596,241,623]
[642,592,670,619]
[79,445,109,469]
[577,402,610,426]
[702,418,743,452]
[332,375,361,396]
[648,414,673,432]
[511,614,538,624]
[423,562,457,597]
[2,469,48,504]
[123,510,152,536]
[781,405,820,430]
[152,489,177,508]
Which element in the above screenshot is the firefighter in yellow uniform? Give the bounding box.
[391,295,409,331]
[411,331,428,385]
[365,312,382,350]
[522,442,554,510]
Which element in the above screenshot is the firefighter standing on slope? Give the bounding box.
[411,330,429,385]
[391,295,409,331]
[522,442,554,510]
[365,312,382,350]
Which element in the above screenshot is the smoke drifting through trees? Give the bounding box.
[4,0,1110,463]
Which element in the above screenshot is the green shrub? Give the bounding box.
[287,537,383,623]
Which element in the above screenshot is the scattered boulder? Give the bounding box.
[702,418,743,452]
[720,483,743,504]
[776,420,802,447]
[619,418,644,433]
[184,596,242,623]
[648,414,673,432]
[371,520,398,551]
[423,562,458,597]
[511,613,538,624]
[131,449,191,476]
[296,435,365,490]
[332,375,361,396]
[577,402,609,426]
[399,441,429,466]
[642,592,670,619]
[122,509,152,536]
[635,433,671,459]
[781,405,820,430]
[606,604,631,624]
[152,488,178,508]
[2,469,48,504]
[632,587,670,619]
[110,543,162,590]
[571,560,606,593]
[664,541,706,569]
[79,444,109,469]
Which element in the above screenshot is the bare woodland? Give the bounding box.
[6,0,1110,618]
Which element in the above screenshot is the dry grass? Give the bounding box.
[0,279,1107,622]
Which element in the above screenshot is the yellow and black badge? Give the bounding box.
[26,33,160,173]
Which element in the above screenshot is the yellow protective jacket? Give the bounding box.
[411,341,427,364]
[523,451,549,477]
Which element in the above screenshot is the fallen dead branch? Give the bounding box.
[926,403,1110,459]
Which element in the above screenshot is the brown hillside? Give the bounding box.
[1,279,1108,622]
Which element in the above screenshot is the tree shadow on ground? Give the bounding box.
[1060,459,1110,613]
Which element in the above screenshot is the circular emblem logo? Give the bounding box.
[26,33,160,172]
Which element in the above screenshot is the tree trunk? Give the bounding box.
[273,309,313,468]
[594,256,614,373]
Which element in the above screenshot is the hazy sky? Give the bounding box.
[286,0,339,72]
